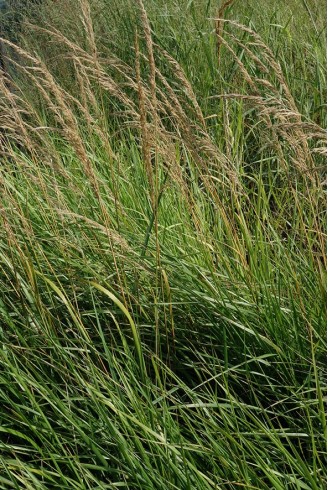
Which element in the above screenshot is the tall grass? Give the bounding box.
[0,0,326,488]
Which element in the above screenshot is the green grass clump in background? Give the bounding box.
[0,0,326,488]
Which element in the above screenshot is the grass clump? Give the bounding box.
[0,0,326,488]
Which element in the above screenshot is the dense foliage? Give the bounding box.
[0,1,326,488]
